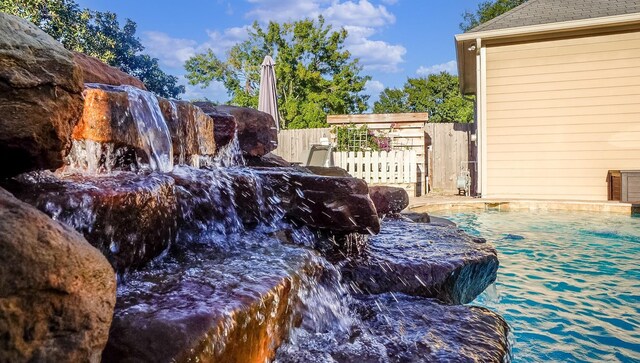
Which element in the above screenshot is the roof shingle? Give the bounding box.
[467,0,640,33]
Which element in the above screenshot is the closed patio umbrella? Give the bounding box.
[258,55,280,132]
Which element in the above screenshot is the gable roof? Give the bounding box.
[468,0,640,33]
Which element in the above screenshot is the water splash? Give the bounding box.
[214,130,245,167]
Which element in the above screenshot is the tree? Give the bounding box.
[373,88,409,114]
[373,72,474,123]
[1,0,184,98]
[185,17,370,129]
[460,0,528,32]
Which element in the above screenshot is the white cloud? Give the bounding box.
[244,0,405,73]
[323,0,395,28]
[179,75,228,102]
[344,26,406,72]
[142,32,198,68]
[365,79,385,94]
[203,26,251,56]
[416,60,458,76]
[245,0,324,23]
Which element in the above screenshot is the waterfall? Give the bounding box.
[214,130,245,167]
[83,84,174,173]
[122,85,173,172]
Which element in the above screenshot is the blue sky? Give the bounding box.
[77,0,484,105]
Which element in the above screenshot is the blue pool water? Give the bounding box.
[436,210,640,363]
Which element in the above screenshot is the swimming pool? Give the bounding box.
[435,210,640,362]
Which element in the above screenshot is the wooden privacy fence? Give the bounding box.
[273,123,474,193]
[334,150,417,190]
[274,128,331,164]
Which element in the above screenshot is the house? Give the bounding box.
[455,0,640,201]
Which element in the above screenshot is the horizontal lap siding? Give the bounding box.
[485,31,640,201]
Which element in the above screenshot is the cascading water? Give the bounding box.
[214,130,246,167]
[11,81,509,362]
[81,83,174,173]
[118,85,174,172]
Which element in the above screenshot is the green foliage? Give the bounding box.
[373,88,409,114]
[460,0,528,32]
[373,72,474,123]
[1,0,184,98]
[331,124,389,152]
[185,16,370,129]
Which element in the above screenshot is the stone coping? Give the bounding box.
[409,198,638,215]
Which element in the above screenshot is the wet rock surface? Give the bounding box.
[341,219,498,304]
[3,171,178,273]
[198,104,277,157]
[158,99,216,165]
[0,188,116,362]
[73,51,146,89]
[253,168,380,235]
[306,166,352,177]
[275,293,510,363]
[0,13,84,177]
[246,153,292,167]
[103,238,323,363]
[369,186,409,215]
[192,102,238,151]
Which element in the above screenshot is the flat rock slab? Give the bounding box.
[2,171,177,273]
[276,293,510,363]
[341,219,498,304]
[251,168,380,235]
[103,240,323,363]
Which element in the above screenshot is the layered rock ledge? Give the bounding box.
[341,219,498,304]
[103,241,323,363]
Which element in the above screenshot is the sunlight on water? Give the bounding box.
[437,210,640,363]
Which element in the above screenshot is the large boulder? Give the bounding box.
[0,188,116,362]
[369,185,409,214]
[73,51,146,89]
[192,102,238,151]
[341,219,498,304]
[3,171,178,273]
[158,99,216,165]
[196,104,277,157]
[0,13,84,177]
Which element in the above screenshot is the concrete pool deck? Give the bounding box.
[408,193,639,215]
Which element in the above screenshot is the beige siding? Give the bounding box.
[485,31,640,200]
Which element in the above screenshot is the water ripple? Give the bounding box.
[439,210,640,363]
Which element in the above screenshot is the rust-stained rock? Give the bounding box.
[193,102,238,151]
[3,171,178,273]
[102,242,323,363]
[73,51,146,89]
[369,185,409,214]
[341,219,498,304]
[158,99,216,164]
[0,187,116,362]
[72,88,140,147]
[0,13,84,177]
[195,103,277,157]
